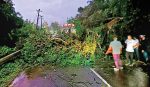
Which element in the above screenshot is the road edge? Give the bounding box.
[90,68,112,87]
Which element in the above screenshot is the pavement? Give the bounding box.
[9,66,109,87]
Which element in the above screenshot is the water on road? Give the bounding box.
[95,65,150,87]
[9,63,150,87]
[9,66,107,87]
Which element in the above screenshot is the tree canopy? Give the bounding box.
[0,0,23,46]
[73,0,150,43]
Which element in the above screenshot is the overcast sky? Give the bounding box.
[12,0,88,25]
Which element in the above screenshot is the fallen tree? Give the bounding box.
[0,50,21,65]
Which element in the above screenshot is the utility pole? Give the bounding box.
[40,15,43,29]
[36,9,42,29]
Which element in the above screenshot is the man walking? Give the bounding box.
[106,35,123,71]
[125,35,136,66]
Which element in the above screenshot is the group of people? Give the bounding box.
[105,35,149,71]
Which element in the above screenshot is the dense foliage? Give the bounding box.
[0,46,15,58]
[20,23,98,67]
[0,0,23,46]
[1,0,150,86]
[74,0,150,44]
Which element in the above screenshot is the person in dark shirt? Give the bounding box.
[139,35,149,62]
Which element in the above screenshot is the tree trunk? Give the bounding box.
[0,50,21,65]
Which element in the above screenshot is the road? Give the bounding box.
[9,66,109,87]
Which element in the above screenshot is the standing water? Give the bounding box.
[95,64,150,87]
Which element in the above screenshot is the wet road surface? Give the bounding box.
[95,65,150,87]
[9,66,107,87]
[9,62,150,87]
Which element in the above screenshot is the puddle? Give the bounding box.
[95,65,150,87]
[112,68,149,87]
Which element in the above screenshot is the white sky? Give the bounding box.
[12,0,88,25]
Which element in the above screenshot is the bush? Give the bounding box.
[0,59,23,87]
[0,46,15,58]
[20,26,95,66]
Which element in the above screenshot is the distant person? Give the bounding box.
[133,37,140,61]
[125,35,136,66]
[139,35,149,62]
[106,35,123,71]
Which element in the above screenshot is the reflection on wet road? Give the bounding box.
[95,66,149,87]
[9,67,107,87]
[113,68,149,87]
[9,65,150,87]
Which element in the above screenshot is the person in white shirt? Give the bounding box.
[125,35,136,66]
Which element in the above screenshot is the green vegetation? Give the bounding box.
[0,60,22,87]
[0,0,150,86]
[20,23,96,67]
[0,0,23,46]
[0,46,15,58]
